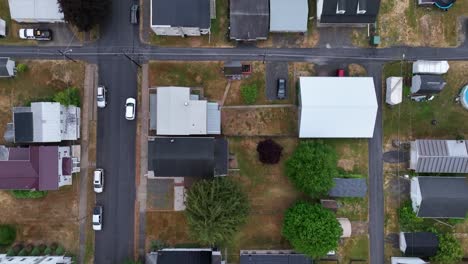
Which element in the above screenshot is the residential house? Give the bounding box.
[0,255,72,264]
[4,102,80,143]
[409,140,468,173]
[146,248,223,264]
[230,0,269,41]
[150,87,220,135]
[150,0,210,36]
[399,232,439,257]
[410,176,468,218]
[411,75,447,96]
[8,0,64,23]
[0,145,80,190]
[270,0,308,33]
[328,178,367,198]
[391,257,428,264]
[386,77,403,106]
[316,0,381,26]
[298,77,378,138]
[240,250,313,264]
[0,57,15,77]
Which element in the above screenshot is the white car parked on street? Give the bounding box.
[93,169,104,193]
[92,205,103,231]
[125,97,136,120]
[97,85,107,108]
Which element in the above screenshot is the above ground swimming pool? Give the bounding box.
[461,85,468,110]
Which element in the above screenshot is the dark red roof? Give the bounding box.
[0,146,59,190]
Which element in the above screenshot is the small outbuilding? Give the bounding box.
[337,218,352,238]
[386,77,403,105]
[399,232,439,257]
[412,60,449,75]
[270,0,308,33]
[411,75,447,95]
[230,0,269,41]
[0,18,5,37]
[0,57,15,78]
[328,178,367,198]
[409,140,468,173]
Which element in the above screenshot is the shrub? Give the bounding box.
[12,244,22,254]
[6,248,15,256]
[150,240,167,251]
[185,178,249,245]
[31,246,41,256]
[282,202,342,258]
[50,242,58,251]
[398,202,424,231]
[431,233,463,264]
[0,225,16,247]
[17,248,28,256]
[10,190,47,199]
[16,63,28,73]
[55,245,65,255]
[240,84,258,104]
[38,244,47,253]
[24,243,33,253]
[285,141,337,197]
[53,87,81,106]
[43,247,52,255]
[256,139,283,164]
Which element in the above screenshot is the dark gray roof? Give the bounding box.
[240,253,313,264]
[13,112,34,142]
[402,232,439,257]
[413,140,468,173]
[319,0,381,24]
[417,177,468,218]
[151,0,210,28]
[230,0,269,40]
[0,58,10,76]
[328,178,367,197]
[411,75,447,95]
[148,137,228,177]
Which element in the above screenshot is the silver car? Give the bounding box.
[97,85,107,108]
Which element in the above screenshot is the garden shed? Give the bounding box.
[386,77,403,105]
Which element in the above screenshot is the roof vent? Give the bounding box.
[336,0,346,14]
[357,0,367,14]
[184,102,189,106]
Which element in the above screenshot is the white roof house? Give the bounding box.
[0,18,5,37]
[8,0,64,23]
[386,77,403,105]
[391,257,428,264]
[299,77,378,138]
[156,87,220,135]
[270,0,308,32]
[0,255,72,264]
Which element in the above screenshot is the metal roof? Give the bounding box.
[150,94,157,130]
[31,102,61,142]
[411,140,468,173]
[299,77,378,138]
[0,57,14,77]
[207,102,221,134]
[240,253,313,264]
[317,0,381,24]
[328,178,367,197]
[151,0,210,28]
[146,249,221,264]
[400,232,439,257]
[8,0,64,22]
[386,77,403,105]
[411,75,446,95]
[416,177,468,218]
[270,0,308,32]
[230,0,269,40]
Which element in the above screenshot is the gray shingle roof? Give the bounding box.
[328,178,367,197]
[413,140,468,173]
[240,253,313,264]
[401,232,439,257]
[151,0,210,28]
[0,57,14,77]
[230,0,269,40]
[417,177,468,218]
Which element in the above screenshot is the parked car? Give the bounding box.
[125,97,136,120]
[97,85,107,108]
[19,28,52,40]
[92,205,103,231]
[130,4,139,24]
[336,69,345,77]
[277,78,286,99]
[93,169,104,193]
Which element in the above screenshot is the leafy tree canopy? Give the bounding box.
[53,87,81,107]
[58,0,110,32]
[257,139,283,164]
[432,233,463,264]
[0,225,16,247]
[185,178,249,246]
[282,202,342,258]
[286,141,337,197]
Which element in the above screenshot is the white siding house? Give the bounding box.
[8,0,64,23]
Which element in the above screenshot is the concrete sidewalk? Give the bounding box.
[78,64,98,264]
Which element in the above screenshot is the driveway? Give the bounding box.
[266,61,288,100]
[21,23,82,47]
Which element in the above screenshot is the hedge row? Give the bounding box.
[6,242,65,256]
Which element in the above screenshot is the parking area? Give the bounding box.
[266,61,289,100]
[146,179,174,211]
[14,23,81,46]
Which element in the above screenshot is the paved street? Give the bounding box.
[0,3,467,263]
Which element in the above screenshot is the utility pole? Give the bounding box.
[58,49,77,62]
[123,53,142,68]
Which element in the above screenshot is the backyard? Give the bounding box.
[353,0,468,47]
[382,61,468,262]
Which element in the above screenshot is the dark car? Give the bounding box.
[277,79,286,99]
[130,4,139,24]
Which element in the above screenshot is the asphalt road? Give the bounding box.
[94,0,139,263]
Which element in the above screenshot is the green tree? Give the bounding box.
[53,87,81,106]
[6,248,15,256]
[17,248,28,256]
[282,202,342,258]
[10,190,47,199]
[30,246,41,256]
[398,201,424,231]
[55,245,65,255]
[0,225,16,247]
[43,247,52,255]
[240,84,258,104]
[185,178,249,246]
[57,0,110,32]
[432,233,463,264]
[16,63,28,73]
[285,141,337,197]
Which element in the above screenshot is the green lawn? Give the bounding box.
[339,236,369,263]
